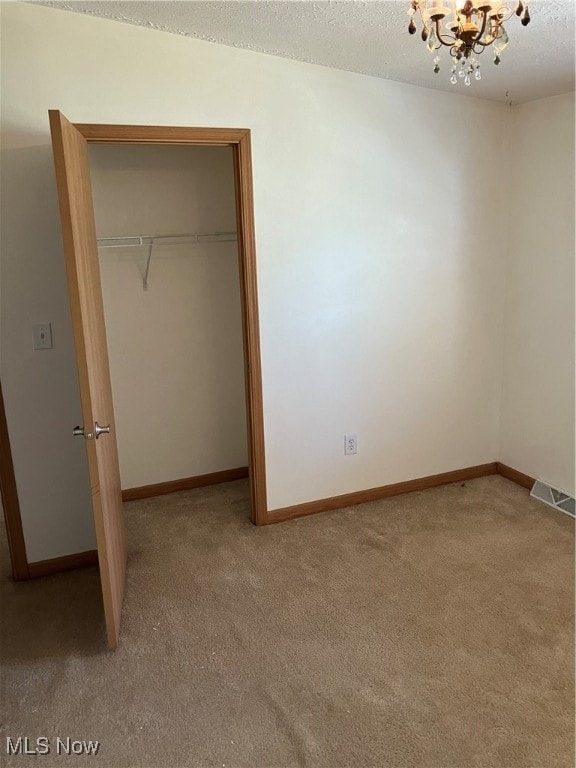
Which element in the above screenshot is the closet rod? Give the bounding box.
[96,231,238,291]
[96,231,237,249]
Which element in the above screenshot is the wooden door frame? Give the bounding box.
[0,379,30,580]
[76,123,268,526]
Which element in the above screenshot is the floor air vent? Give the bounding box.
[530,480,575,518]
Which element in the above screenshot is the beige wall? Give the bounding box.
[4,3,570,563]
[500,92,575,495]
[91,145,247,490]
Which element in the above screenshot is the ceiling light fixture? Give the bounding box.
[407,1,531,85]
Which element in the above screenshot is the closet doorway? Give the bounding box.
[49,112,267,649]
[91,144,249,501]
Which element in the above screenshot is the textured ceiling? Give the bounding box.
[38,1,575,103]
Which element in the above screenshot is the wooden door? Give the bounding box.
[49,110,126,649]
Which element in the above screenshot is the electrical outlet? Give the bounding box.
[344,434,357,455]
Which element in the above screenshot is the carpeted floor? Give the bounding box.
[1,476,574,768]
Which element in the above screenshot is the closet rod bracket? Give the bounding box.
[143,240,152,291]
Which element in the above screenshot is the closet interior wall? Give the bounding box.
[89,145,248,491]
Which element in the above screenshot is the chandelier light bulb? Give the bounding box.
[407,0,531,84]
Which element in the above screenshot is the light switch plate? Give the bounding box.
[33,323,53,350]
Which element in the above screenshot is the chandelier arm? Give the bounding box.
[474,16,499,50]
[472,9,489,45]
[473,38,493,48]
[434,19,457,47]
[498,7,516,23]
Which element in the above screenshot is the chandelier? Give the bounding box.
[407,1,531,85]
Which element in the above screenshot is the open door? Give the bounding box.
[49,110,126,649]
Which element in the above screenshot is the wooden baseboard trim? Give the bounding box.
[28,549,99,579]
[496,462,535,490]
[20,462,539,578]
[267,462,499,524]
[122,466,249,502]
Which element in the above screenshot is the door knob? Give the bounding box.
[72,425,94,439]
[94,422,110,439]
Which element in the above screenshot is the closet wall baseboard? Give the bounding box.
[496,462,536,490]
[266,462,499,524]
[28,549,99,579]
[122,466,249,502]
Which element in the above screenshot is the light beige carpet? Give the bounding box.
[1,476,574,768]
